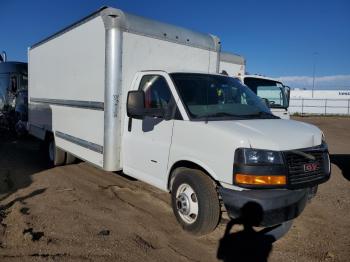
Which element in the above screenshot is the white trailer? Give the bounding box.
[29,7,330,236]
[219,52,290,119]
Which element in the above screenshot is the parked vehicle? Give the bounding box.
[28,7,330,236]
[220,51,290,119]
[0,52,28,134]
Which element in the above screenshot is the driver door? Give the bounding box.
[123,72,177,190]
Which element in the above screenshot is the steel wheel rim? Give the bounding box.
[176,183,199,224]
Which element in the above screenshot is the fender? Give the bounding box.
[167,157,219,191]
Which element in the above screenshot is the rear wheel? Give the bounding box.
[171,168,221,235]
[46,135,65,166]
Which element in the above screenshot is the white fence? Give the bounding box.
[289,98,350,115]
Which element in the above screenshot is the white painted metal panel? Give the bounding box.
[53,106,104,159]
[122,71,184,190]
[220,60,245,77]
[28,16,106,168]
[122,32,217,83]
[169,119,322,185]
[56,136,104,167]
[29,17,105,102]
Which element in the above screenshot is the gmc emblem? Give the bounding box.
[304,162,320,172]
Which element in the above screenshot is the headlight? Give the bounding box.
[233,148,286,187]
[235,148,284,165]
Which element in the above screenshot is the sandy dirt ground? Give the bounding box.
[0,116,349,261]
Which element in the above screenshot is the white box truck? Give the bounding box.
[28,7,330,236]
[220,52,291,119]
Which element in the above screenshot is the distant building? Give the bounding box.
[291,89,350,99]
[289,89,350,115]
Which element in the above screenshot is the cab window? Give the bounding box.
[139,75,172,109]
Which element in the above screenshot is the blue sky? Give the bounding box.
[1,0,349,89]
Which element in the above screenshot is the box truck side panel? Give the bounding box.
[121,32,218,93]
[29,16,105,101]
[119,32,218,126]
[53,106,104,166]
[220,60,244,76]
[219,51,245,76]
[29,16,106,167]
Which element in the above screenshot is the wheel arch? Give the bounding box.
[167,159,219,191]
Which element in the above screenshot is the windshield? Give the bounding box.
[170,73,275,120]
[244,77,288,108]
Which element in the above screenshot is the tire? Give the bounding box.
[65,152,76,165]
[171,167,221,235]
[46,135,65,166]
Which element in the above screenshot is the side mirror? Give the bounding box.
[284,86,291,107]
[127,90,168,119]
[127,90,145,119]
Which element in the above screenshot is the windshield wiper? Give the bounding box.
[204,112,241,118]
[244,111,280,119]
[197,111,279,120]
[196,112,244,120]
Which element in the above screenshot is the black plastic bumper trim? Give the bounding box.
[218,187,310,227]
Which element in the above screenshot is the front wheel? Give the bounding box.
[171,168,221,235]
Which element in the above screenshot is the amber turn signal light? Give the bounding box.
[235,174,286,186]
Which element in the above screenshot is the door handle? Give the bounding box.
[128,117,132,132]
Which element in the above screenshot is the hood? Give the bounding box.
[207,119,322,151]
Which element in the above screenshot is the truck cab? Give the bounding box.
[125,71,330,235]
[239,75,290,119]
[219,51,290,119]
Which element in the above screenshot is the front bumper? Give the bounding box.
[218,187,316,227]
